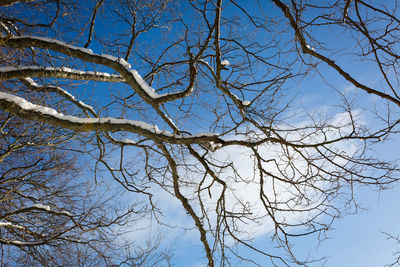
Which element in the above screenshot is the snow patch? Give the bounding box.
[0,222,13,227]
[221,60,230,66]
[0,66,123,81]
[0,222,26,231]
[242,100,251,106]
[100,54,131,69]
[32,204,51,211]
[61,210,72,216]
[117,58,131,69]
[101,54,118,61]
[130,70,159,99]
[0,22,10,33]
[306,44,315,51]
[121,139,137,145]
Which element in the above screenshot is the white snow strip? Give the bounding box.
[130,70,160,99]
[15,35,94,54]
[89,54,132,69]
[117,58,131,69]
[0,66,122,80]
[2,240,43,246]
[2,0,37,7]
[22,78,96,113]
[60,210,72,216]
[0,222,26,231]
[32,204,51,211]
[100,54,118,61]
[7,37,140,71]
[7,36,193,102]
[23,77,39,86]
[9,36,135,70]
[0,92,218,139]
[50,86,74,99]
[0,222,15,227]
[0,22,10,33]
[121,138,137,145]
[77,101,95,112]
[165,114,177,128]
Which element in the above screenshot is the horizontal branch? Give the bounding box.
[0,92,219,144]
[0,66,124,83]
[0,35,195,104]
[0,0,36,7]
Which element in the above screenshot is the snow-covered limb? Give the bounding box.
[0,66,124,82]
[0,220,80,247]
[204,141,223,152]
[0,0,36,7]
[221,88,251,109]
[0,22,11,34]
[0,204,74,221]
[21,77,96,115]
[0,236,82,247]
[32,203,51,211]
[0,35,196,104]
[31,204,71,216]
[0,221,27,230]
[0,239,46,247]
[0,92,219,144]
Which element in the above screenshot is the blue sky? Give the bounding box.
[165,98,400,267]
[3,0,400,266]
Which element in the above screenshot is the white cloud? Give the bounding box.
[122,109,365,259]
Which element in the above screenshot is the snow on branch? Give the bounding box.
[0,221,27,230]
[21,77,96,115]
[197,58,250,107]
[0,238,46,247]
[1,35,196,104]
[0,66,124,83]
[0,92,219,144]
[0,0,36,7]
[0,204,74,225]
[221,59,230,66]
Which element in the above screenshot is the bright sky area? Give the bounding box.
[3,0,400,266]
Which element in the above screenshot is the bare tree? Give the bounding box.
[0,87,170,266]
[383,231,400,267]
[0,0,399,266]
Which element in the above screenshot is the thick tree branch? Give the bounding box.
[0,66,124,83]
[0,36,196,105]
[0,92,219,145]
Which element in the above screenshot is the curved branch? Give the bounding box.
[20,77,97,116]
[0,92,219,145]
[0,36,196,104]
[270,0,400,107]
